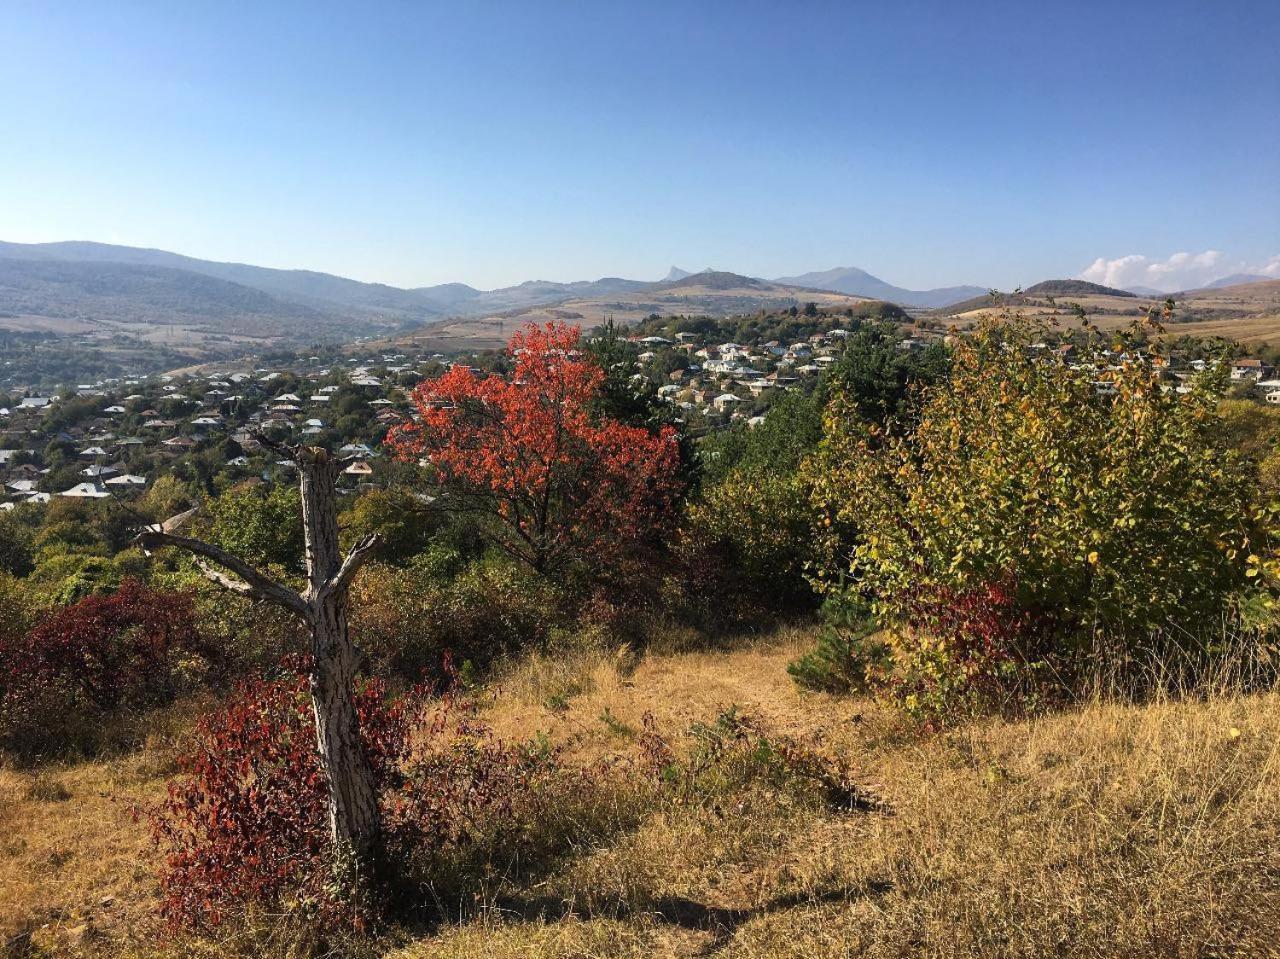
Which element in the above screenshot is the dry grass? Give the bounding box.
[3,627,1279,957]
[0,751,166,955]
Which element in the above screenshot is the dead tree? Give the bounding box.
[136,446,382,884]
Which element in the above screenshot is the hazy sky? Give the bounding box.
[2,1,1277,291]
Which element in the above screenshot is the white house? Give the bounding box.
[60,483,110,499]
[1232,358,1269,380]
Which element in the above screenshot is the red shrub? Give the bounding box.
[893,578,1066,725]
[150,669,564,933]
[149,667,410,931]
[384,701,558,860]
[0,579,208,756]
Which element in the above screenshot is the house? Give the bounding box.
[105,474,148,486]
[1231,358,1269,380]
[60,482,110,499]
[17,396,52,410]
[712,393,742,411]
[343,460,374,477]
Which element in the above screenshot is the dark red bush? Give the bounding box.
[149,667,410,931]
[149,667,563,934]
[0,579,209,756]
[894,578,1066,725]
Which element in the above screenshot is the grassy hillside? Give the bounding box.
[929,278,1280,344]
[2,628,1276,958]
[0,258,357,337]
[388,274,876,351]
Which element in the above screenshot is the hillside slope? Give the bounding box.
[2,630,1276,957]
[0,258,349,337]
[386,273,877,351]
[774,265,985,308]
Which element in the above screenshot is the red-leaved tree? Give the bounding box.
[388,322,682,576]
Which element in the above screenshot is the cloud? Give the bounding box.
[1078,250,1280,292]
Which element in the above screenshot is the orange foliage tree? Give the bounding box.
[388,322,682,577]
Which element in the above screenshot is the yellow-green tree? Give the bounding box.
[808,319,1255,716]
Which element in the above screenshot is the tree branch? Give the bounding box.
[318,533,381,602]
[135,528,310,619]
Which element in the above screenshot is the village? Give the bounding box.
[1,314,1275,511]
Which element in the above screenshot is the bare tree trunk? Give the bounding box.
[136,445,383,894]
[297,448,382,870]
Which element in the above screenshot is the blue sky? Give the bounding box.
[1,0,1277,291]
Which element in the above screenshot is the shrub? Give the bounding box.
[0,572,40,650]
[150,670,572,935]
[686,467,820,606]
[0,579,210,758]
[809,319,1256,718]
[639,707,877,813]
[787,592,884,693]
[889,578,1065,725]
[0,510,35,576]
[351,554,565,679]
[202,481,305,573]
[341,487,442,564]
[150,669,409,932]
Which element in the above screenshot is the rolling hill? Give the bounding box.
[0,257,363,338]
[773,265,986,308]
[1023,280,1135,298]
[931,278,1280,345]
[384,271,880,352]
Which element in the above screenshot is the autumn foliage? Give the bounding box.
[150,668,410,931]
[149,665,567,933]
[0,579,208,756]
[388,322,682,576]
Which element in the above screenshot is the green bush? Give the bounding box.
[687,468,819,605]
[351,554,565,680]
[787,592,883,693]
[201,482,304,573]
[808,319,1257,716]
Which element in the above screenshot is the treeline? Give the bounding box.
[628,300,909,344]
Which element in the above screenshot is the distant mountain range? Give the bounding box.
[0,243,990,346]
[771,266,987,309]
[0,241,660,336]
[2,240,1268,350]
